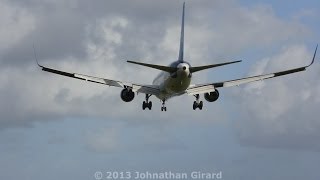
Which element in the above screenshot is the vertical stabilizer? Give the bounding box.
[178,2,185,62]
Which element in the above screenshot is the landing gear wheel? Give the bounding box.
[148,101,152,110]
[142,94,152,110]
[192,95,204,110]
[193,101,197,110]
[161,100,167,112]
[199,101,203,110]
[142,101,146,110]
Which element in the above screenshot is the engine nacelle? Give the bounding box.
[120,89,135,102]
[204,90,219,102]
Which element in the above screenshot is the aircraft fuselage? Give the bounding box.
[153,61,192,100]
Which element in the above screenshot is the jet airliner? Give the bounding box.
[36,2,317,111]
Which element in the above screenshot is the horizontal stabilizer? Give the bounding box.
[127,61,177,73]
[190,60,242,73]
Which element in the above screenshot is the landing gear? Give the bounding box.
[142,94,152,110]
[193,94,203,110]
[161,100,167,112]
[143,101,152,110]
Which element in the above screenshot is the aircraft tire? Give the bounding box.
[193,101,197,110]
[142,101,146,110]
[199,101,203,110]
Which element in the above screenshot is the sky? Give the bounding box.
[0,0,320,179]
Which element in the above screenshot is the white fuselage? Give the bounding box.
[152,61,191,100]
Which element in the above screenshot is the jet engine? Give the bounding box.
[204,90,219,102]
[120,89,135,102]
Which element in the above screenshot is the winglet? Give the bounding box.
[308,44,318,67]
[33,44,43,68]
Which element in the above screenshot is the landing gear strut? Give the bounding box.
[142,94,152,110]
[193,94,203,110]
[161,100,167,112]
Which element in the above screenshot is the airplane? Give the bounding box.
[36,2,318,111]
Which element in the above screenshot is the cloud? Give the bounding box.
[230,44,320,151]
[0,0,318,153]
[0,1,35,51]
[84,122,187,153]
[85,127,118,153]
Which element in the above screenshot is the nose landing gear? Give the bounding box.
[161,100,167,112]
[193,94,203,110]
[142,94,152,110]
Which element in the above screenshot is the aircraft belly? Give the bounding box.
[152,69,191,100]
[166,77,190,93]
[158,76,190,100]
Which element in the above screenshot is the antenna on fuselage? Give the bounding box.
[178,2,185,63]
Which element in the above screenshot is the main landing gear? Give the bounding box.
[161,100,167,112]
[193,94,203,110]
[142,94,152,110]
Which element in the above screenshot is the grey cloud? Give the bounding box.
[0,0,317,154]
[230,45,320,151]
[84,120,189,153]
[0,0,183,67]
[0,0,310,68]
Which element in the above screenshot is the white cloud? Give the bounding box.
[0,0,318,153]
[231,44,320,151]
[186,2,309,59]
[85,127,118,153]
[84,121,189,153]
[0,1,35,51]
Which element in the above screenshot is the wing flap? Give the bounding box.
[186,84,216,95]
[75,73,124,87]
[186,67,305,95]
[132,85,160,95]
[39,65,160,96]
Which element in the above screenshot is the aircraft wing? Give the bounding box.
[38,65,161,96]
[186,45,317,95]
